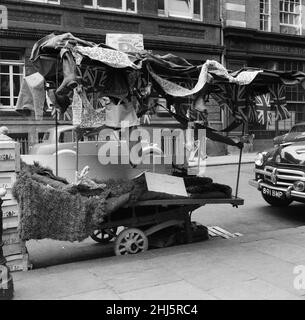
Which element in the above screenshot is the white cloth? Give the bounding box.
[149,60,263,97]
[16,72,46,120]
[105,101,139,128]
[74,46,141,70]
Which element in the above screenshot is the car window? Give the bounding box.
[296,125,305,132]
[86,134,98,141]
[42,132,50,142]
[290,125,305,133]
[98,130,120,141]
[59,130,74,143]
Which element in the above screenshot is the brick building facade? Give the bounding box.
[0,0,223,151]
[223,0,305,150]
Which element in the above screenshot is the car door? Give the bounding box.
[57,129,75,154]
[78,133,99,156]
[96,129,128,165]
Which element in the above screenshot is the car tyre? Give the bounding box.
[261,192,293,207]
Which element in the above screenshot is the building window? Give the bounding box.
[278,60,305,102]
[24,0,60,4]
[260,0,271,31]
[0,52,25,109]
[280,0,302,34]
[158,0,202,21]
[84,0,137,13]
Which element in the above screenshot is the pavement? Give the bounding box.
[11,225,305,300]
[206,152,256,167]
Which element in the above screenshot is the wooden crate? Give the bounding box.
[2,228,20,247]
[0,172,16,201]
[6,254,32,273]
[2,200,19,231]
[3,242,26,257]
[1,140,30,272]
[0,141,20,172]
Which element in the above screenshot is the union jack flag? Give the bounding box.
[269,84,290,121]
[255,93,272,125]
[212,84,256,123]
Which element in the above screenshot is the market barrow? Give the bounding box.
[91,196,244,256]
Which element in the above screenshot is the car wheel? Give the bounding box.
[261,192,293,207]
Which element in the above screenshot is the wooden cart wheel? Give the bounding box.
[114,228,148,256]
[91,228,118,244]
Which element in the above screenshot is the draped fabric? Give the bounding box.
[23,32,305,145]
[255,93,272,125]
[211,84,257,123]
[74,46,142,70]
[147,60,263,98]
[15,72,46,121]
[269,84,290,121]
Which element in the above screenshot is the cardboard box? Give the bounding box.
[136,172,188,197]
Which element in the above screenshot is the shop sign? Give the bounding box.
[106,34,144,52]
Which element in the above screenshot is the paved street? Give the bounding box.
[25,162,305,269]
[196,163,305,234]
[12,226,305,300]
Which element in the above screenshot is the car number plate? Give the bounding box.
[262,187,286,199]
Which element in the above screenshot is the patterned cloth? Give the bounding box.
[269,84,290,121]
[74,46,141,70]
[212,84,256,123]
[72,88,83,126]
[255,93,272,125]
[148,60,262,97]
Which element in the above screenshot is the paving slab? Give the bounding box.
[13,269,108,300]
[175,263,256,291]
[118,281,218,300]
[208,279,304,300]
[103,268,183,295]
[59,288,121,300]
[273,233,305,248]
[242,239,305,263]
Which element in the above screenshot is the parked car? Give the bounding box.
[29,125,162,158]
[273,122,305,146]
[249,141,305,207]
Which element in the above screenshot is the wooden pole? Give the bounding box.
[235,123,245,199]
[76,132,79,183]
[55,109,59,176]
